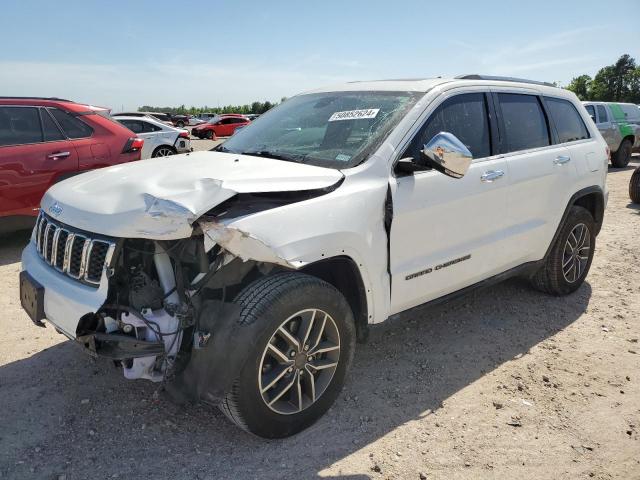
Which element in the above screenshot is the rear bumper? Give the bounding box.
[21,242,108,338]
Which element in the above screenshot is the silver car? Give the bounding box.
[583,101,640,167]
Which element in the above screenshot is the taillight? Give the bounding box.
[122,137,144,153]
[178,131,190,139]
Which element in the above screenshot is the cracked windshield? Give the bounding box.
[219,91,422,168]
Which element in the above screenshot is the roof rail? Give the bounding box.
[455,74,555,87]
[0,96,73,102]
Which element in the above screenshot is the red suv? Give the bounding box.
[191,114,250,139]
[0,97,143,232]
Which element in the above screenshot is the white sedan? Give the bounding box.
[188,116,206,126]
[115,116,192,159]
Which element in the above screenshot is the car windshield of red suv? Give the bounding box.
[217,91,422,169]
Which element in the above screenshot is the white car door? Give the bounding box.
[389,90,510,315]
[492,91,579,266]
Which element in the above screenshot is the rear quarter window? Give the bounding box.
[48,108,93,139]
[544,97,590,143]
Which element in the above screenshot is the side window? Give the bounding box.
[596,105,608,123]
[232,117,247,124]
[0,106,42,146]
[497,93,550,152]
[141,121,162,133]
[120,119,144,134]
[48,108,93,139]
[585,105,596,122]
[544,97,590,144]
[40,109,65,142]
[405,92,492,160]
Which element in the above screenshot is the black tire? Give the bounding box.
[151,146,176,158]
[220,272,356,438]
[611,139,632,168]
[205,130,214,140]
[630,166,640,204]
[176,121,185,128]
[531,206,595,296]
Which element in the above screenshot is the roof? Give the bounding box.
[303,75,563,95]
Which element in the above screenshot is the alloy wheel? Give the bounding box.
[258,309,340,415]
[562,223,590,283]
[154,147,175,157]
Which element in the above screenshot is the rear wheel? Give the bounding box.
[205,130,214,139]
[176,120,185,128]
[611,139,632,168]
[531,206,595,296]
[151,146,176,158]
[220,273,356,438]
[630,167,640,204]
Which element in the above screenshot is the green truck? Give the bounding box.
[583,101,640,168]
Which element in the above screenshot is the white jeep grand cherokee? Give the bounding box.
[20,75,608,438]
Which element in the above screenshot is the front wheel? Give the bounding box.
[205,130,214,139]
[530,206,595,296]
[220,273,356,438]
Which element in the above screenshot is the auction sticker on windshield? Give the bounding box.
[328,108,380,122]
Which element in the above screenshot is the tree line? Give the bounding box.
[138,55,639,115]
[138,98,286,116]
[566,54,640,103]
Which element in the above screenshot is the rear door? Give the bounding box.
[47,107,107,170]
[0,106,79,217]
[494,90,578,265]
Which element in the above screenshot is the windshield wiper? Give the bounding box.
[213,144,233,153]
[241,150,301,163]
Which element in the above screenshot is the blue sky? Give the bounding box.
[0,0,638,111]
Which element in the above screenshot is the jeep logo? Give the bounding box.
[48,203,63,217]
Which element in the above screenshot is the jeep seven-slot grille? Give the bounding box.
[34,212,115,286]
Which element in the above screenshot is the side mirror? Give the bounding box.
[395,157,431,175]
[421,132,473,179]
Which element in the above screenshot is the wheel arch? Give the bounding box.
[545,186,605,261]
[620,134,635,150]
[152,144,177,157]
[300,255,369,343]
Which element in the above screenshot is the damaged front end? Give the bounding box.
[73,187,343,402]
[26,152,350,403]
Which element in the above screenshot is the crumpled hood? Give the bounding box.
[41,151,343,239]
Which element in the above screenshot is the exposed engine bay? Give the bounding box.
[74,229,278,397]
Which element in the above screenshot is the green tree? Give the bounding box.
[589,54,639,102]
[566,74,592,100]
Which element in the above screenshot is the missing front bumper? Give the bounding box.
[76,332,165,360]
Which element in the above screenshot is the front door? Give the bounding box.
[389,91,510,315]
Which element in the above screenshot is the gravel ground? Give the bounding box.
[0,157,639,480]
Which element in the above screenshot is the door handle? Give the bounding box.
[480,170,504,182]
[47,151,71,160]
[554,155,571,165]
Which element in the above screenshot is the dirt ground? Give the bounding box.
[1,157,639,480]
